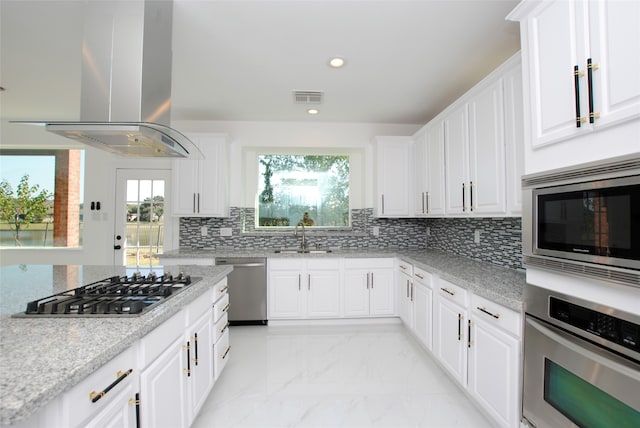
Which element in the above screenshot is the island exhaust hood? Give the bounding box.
[21,0,198,158]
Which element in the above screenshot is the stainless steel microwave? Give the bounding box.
[522,155,640,277]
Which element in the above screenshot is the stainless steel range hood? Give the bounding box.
[18,0,198,158]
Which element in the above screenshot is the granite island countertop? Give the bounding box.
[0,264,232,426]
[161,248,526,312]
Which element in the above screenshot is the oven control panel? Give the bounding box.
[550,297,639,354]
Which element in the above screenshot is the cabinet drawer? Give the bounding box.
[344,258,395,269]
[213,311,229,344]
[436,278,468,307]
[186,290,213,324]
[306,258,340,269]
[213,278,229,302]
[471,293,522,337]
[413,266,433,287]
[214,329,231,380]
[139,310,185,368]
[269,258,305,270]
[213,292,230,323]
[397,260,414,276]
[63,345,136,427]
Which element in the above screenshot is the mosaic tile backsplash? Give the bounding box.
[179,208,523,270]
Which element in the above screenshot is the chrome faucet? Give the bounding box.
[294,220,307,249]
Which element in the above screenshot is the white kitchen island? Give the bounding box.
[0,264,232,427]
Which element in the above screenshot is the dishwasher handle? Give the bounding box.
[216,260,265,267]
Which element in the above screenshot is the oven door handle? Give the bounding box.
[527,317,640,377]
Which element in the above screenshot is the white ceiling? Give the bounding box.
[0,0,521,126]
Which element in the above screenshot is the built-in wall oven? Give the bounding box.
[522,284,640,428]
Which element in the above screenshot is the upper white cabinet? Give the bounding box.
[503,60,525,215]
[445,78,507,216]
[508,0,640,171]
[374,136,413,217]
[172,133,229,217]
[413,54,523,217]
[414,122,446,216]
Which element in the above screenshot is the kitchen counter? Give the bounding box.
[0,264,232,426]
[161,248,526,312]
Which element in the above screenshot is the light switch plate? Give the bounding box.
[220,227,232,237]
[474,229,481,244]
[201,226,208,236]
[372,226,380,236]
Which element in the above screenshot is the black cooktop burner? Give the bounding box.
[16,272,199,318]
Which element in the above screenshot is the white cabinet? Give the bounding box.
[172,133,229,217]
[268,258,341,319]
[139,279,228,427]
[508,0,640,158]
[444,79,506,215]
[63,345,138,428]
[414,123,446,216]
[433,279,468,386]
[374,136,413,217]
[468,294,522,428]
[139,334,189,428]
[503,59,525,215]
[396,260,414,328]
[343,258,395,317]
[412,266,433,351]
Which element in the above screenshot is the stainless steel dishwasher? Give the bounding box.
[215,257,267,325]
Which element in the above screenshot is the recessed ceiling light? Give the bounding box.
[329,57,345,68]
[307,108,319,115]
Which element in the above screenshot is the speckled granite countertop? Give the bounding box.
[161,248,526,311]
[0,264,232,426]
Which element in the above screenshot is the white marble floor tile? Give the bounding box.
[193,324,494,428]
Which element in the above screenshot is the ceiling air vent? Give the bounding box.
[293,91,323,104]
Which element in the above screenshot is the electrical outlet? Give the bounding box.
[474,229,481,244]
[372,226,380,236]
[220,227,232,237]
[426,227,431,236]
[200,226,208,236]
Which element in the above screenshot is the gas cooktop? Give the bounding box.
[13,272,200,318]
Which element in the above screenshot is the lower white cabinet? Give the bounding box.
[139,278,228,428]
[396,260,414,328]
[467,294,522,428]
[139,334,189,428]
[268,259,341,319]
[412,266,433,351]
[343,258,395,317]
[433,280,468,386]
[64,345,138,428]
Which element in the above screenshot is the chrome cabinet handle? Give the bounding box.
[197,193,200,213]
[469,181,474,212]
[220,322,229,334]
[415,273,424,280]
[366,272,370,289]
[426,191,430,214]
[381,194,385,214]
[468,320,473,348]
[222,303,230,313]
[370,272,374,289]
[410,282,414,302]
[457,314,462,341]
[406,280,410,298]
[298,274,301,291]
[193,193,196,213]
[308,274,311,291]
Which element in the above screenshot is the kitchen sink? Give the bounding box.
[273,248,332,254]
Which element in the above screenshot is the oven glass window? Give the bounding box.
[544,359,640,427]
[537,184,640,260]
